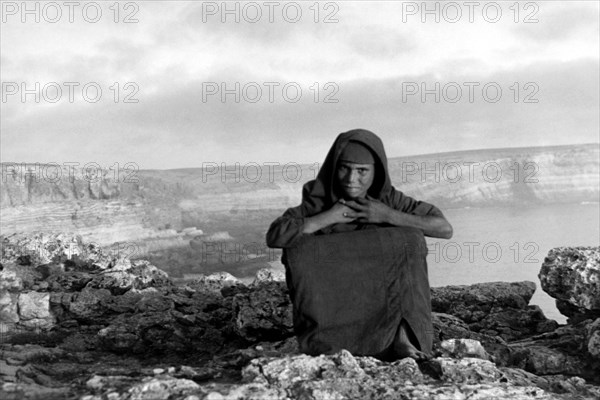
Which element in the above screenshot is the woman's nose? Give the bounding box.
[348,170,359,182]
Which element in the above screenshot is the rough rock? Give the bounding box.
[232,281,294,342]
[87,259,172,295]
[431,281,557,341]
[67,288,114,323]
[470,305,559,341]
[252,268,286,285]
[508,319,600,380]
[0,291,20,325]
[423,357,502,383]
[431,281,536,318]
[439,339,490,360]
[187,272,243,295]
[0,262,37,292]
[240,350,426,398]
[539,247,600,321]
[17,292,55,329]
[124,376,200,399]
[431,312,512,366]
[199,350,598,400]
[2,233,600,399]
[510,344,586,376]
[585,318,600,358]
[1,232,112,269]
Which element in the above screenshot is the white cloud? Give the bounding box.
[1,1,598,168]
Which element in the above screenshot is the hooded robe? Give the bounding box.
[266,129,443,358]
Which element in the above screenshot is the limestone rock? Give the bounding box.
[431,281,557,341]
[0,291,20,325]
[518,345,586,376]
[539,247,600,320]
[17,292,55,329]
[232,281,293,342]
[45,270,94,292]
[125,376,200,399]
[425,357,502,384]
[252,268,286,285]
[432,312,510,365]
[585,318,600,359]
[68,288,113,323]
[439,339,490,360]
[203,350,574,400]
[470,305,559,341]
[88,259,171,295]
[241,350,425,398]
[1,232,85,266]
[2,232,600,399]
[98,324,142,353]
[507,316,600,380]
[0,262,37,292]
[187,272,242,295]
[431,281,536,322]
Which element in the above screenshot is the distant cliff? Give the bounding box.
[1,144,598,244]
[388,144,599,208]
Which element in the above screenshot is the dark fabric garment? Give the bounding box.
[339,141,375,164]
[285,226,433,357]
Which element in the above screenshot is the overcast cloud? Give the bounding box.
[1,1,598,169]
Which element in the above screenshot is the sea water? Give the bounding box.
[184,202,599,324]
[426,202,600,323]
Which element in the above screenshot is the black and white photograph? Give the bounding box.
[1,1,599,398]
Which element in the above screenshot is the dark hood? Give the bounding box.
[300,129,394,216]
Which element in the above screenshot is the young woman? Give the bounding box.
[267,129,452,360]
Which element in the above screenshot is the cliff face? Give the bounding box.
[1,144,598,245]
[0,165,187,245]
[390,145,599,208]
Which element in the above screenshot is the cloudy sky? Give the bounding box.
[1,1,598,169]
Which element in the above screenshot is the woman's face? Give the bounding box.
[336,160,375,199]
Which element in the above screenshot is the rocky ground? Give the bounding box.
[1,233,599,399]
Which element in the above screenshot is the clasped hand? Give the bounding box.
[332,197,391,224]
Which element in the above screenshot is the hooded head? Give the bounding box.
[300,129,393,216]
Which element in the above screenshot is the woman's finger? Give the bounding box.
[344,201,366,211]
[345,210,363,218]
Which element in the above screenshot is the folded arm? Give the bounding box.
[267,190,453,248]
[383,208,453,239]
[344,196,453,239]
